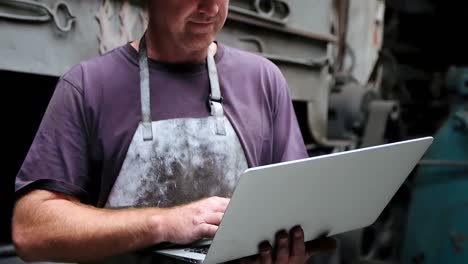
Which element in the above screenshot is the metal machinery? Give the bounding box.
[0,0,466,264]
[400,68,468,264]
[0,0,392,150]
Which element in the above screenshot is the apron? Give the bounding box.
[105,32,248,233]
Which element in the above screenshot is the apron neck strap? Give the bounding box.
[206,47,226,136]
[137,33,227,140]
[138,33,154,141]
[207,48,222,106]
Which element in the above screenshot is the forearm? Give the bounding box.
[13,190,166,263]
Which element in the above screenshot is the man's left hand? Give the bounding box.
[237,226,337,264]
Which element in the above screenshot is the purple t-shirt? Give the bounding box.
[15,42,307,206]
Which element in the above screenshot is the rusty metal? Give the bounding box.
[333,0,349,72]
[345,0,386,84]
[96,0,148,55]
[0,0,75,32]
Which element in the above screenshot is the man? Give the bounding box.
[12,0,335,263]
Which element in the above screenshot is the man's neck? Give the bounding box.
[130,31,217,64]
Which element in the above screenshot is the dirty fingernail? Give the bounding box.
[259,241,271,251]
[279,231,288,239]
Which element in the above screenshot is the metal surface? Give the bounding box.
[0,0,148,76]
[327,80,367,141]
[402,67,468,264]
[252,51,327,68]
[96,0,148,55]
[454,108,468,130]
[0,0,334,95]
[218,0,334,108]
[226,12,337,43]
[402,70,468,264]
[402,68,468,264]
[0,0,75,32]
[238,36,328,69]
[333,0,349,72]
[228,1,337,149]
[446,67,468,96]
[419,159,468,167]
[0,0,102,76]
[345,0,385,84]
[228,0,290,25]
[361,100,399,148]
[229,0,333,37]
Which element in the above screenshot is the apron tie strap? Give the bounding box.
[210,100,226,136]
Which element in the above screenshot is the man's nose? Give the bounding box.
[198,0,219,17]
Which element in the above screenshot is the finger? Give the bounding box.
[305,237,338,259]
[290,226,306,257]
[203,212,224,226]
[213,197,231,213]
[237,258,250,264]
[197,224,218,238]
[239,255,260,264]
[208,197,230,213]
[237,258,247,264]
[259,241,272,264]
[217,197,230,206]
[275,231,289,263]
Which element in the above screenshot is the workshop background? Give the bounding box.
[1,0,467,263]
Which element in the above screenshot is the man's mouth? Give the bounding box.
[190,20,216,25]
[186,18,218,34]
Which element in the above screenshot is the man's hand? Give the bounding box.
[155,196,230,245]
[238,226,337,264]
[13,191,228,263]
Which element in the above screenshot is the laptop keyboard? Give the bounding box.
[184,247,209,255]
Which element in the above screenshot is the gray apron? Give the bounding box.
[97,35,248,264]
[105,34,248,215]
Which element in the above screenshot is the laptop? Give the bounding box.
[154,137,433,264]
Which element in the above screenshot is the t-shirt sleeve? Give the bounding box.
[271,70,309,163]
[15,73,90,201]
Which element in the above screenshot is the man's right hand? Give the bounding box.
[154,196,230,245]
[12,190,229,263]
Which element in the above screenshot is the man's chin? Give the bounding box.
[182,35,216,51]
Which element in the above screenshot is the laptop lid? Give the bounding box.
[203,137,433,264]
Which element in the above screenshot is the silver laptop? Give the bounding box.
[154,137,433,264]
